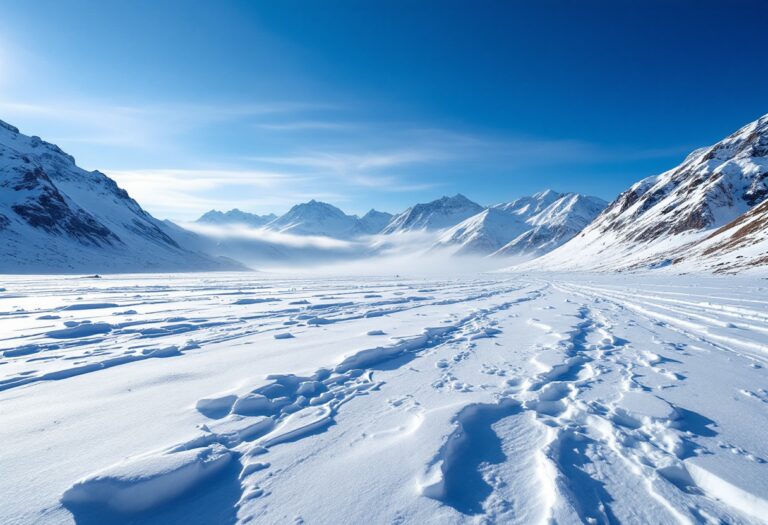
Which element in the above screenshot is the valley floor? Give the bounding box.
[0,272,767,524]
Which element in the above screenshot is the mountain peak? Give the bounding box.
[525,112,768,271]
[434,190,607,256]
[359,209,393,235]
[0,117,235,272]
[289,200,344,213]
[196,209,277,228]
[271,200,361,238]
[382,194,484,234]
[533,189,560,200]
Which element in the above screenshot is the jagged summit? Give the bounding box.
[382,194,484,234]
[433,190,607,256]
[267,200,363,238]
[522,113,768,271]
[0,118,238,272]
[197,208,277,228]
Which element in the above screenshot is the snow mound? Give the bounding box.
[61,444,232,514]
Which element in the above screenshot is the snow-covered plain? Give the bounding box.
[1,272,767,524]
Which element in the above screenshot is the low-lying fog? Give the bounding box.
[181,222,530,277]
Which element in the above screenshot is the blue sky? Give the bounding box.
[1,0,766,220]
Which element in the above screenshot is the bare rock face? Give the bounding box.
[599,114,768,243]
[7,165,119,246]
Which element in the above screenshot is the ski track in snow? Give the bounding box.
[0,273,767,524]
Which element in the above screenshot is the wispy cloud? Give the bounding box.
[0,97,691,222]
[243,150,444,191]
[254,121,358,131]
[0,99,336,150]
[104,168,347,219]
[106,168,302,190]
[249,150,443,171]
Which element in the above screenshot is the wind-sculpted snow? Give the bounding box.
[0,273,767,524]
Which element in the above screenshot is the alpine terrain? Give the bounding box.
[0,120,238,273]
[524,113,768,272]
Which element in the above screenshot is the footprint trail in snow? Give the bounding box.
[0,273,767,524]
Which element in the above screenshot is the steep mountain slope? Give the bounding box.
[432,207,528,255]
[382,194,484,234]
[0,119,240,273]
[494,193,607,256]
[265,200,364,239]
[196,209,277,228]
[494,188,563,216]
[525,113,768,271]
[433,190,606,256]
[664,196,768,273]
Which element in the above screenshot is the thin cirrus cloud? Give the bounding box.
[104,167,344,218]
[0,99,338,151]
[104,148,442,219]
[0,97,692,222]
[244,150,444,191]
[254,121,359,131]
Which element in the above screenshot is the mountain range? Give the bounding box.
[197,201,393,239]
[1,113,766,273]
[523,113,768,273]
[196,191,607,260]
[432,190,607,256]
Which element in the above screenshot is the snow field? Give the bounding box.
[0,272,766,524]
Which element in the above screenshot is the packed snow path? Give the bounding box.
[1,273,767,524]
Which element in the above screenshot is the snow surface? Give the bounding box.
[1,272,767,524]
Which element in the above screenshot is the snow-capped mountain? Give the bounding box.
[433,190,607,256]
[494,188,563,216]
[195,203,393,241]
[382,194,484,234]
[432,208,527,255]
[524,113,768,271]
[358,209,393,235]
[196,209,277,228]
[0,119,240,273]
[494,192,608,256]
[266,200,364,239]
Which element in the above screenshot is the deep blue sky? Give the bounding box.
[1,0,766,219]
